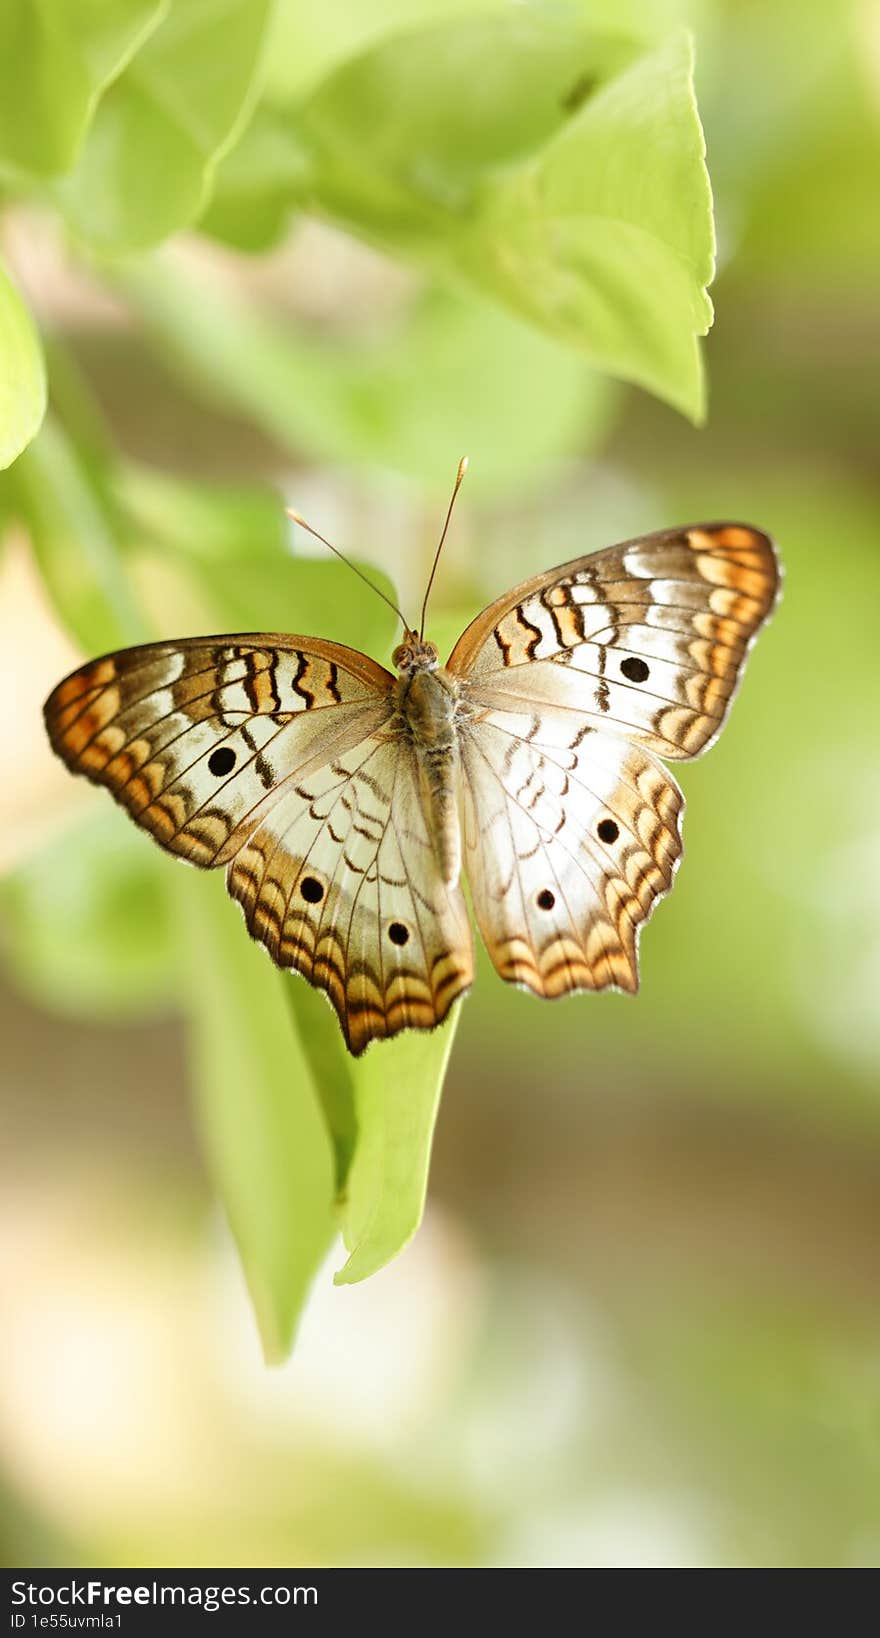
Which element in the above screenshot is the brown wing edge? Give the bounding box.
[446,521,781,670]
[447,523,781,765]
[227,856,474,1057]
[42,631,396,829]
[44,632,395,730]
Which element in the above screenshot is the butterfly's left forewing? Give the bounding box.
[451,523,778,997]
[44,635,393,867]
[45,634,473,1052]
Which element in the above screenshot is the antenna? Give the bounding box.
[419,456,469,640]
[285,507,412,634]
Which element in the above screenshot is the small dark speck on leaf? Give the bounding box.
[561,72,598,115]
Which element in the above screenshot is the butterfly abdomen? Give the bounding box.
[395,667,462,888]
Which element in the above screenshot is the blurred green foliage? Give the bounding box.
[0,0,167,178]
[0,812,174,1016]
[0,0,714,450]
[0,0,878,1576]
[0,0,878,1505]
[118,264,613,487]
[0,261,45,467]
[0,0,722,1354]
[56,0,273,249]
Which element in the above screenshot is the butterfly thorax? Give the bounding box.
[392,660,463,888]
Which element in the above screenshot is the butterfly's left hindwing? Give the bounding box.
[44,634,473,1053]
[228,732,473,1055]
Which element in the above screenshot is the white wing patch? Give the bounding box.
[459,705,683,996]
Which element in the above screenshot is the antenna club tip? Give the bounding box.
[285,507,305,524]
[457,455,469,480]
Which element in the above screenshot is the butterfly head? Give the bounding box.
[392,633,440,674]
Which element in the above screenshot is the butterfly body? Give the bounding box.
[393,656,464,888]
[45,522,780,1054]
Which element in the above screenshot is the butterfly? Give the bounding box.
[44,466,779,1055]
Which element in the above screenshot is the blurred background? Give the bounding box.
[2,0,879,1569]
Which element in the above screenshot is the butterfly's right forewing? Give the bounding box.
[451,523,778,998]
[450,524,779,760]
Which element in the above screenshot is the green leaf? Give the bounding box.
[135,471,461,1289]
[119,260,611,490]
[13,409,469,1310]
[58,0,274,249]
[177,869,336,1362]
[0,0,167,177]
[0,812,176,1018]
[12,415,147,651]
[0,260,46,469]
[461,29,714,419]
[261,0,489,104]
[197,104,309,250]
[335,1007,460,1285]
[7,395,465,1317]
[293,16,712,417]
[285,979,358,1195]
[298,9,639,233]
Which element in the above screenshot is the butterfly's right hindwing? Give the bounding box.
[451,522,777,996]
[459,705,683,996]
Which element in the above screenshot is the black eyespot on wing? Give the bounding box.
[388,921,409,946]
[208,746,236,777]
[597,818,619,844]
[621,656,650,683]
[300,876,324,903]
[536,889,555,910]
